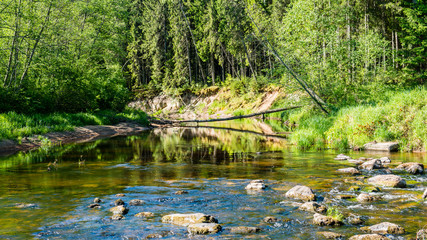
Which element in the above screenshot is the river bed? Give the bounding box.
[0,121,426,239]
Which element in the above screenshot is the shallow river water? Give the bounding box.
[0,121,426,239]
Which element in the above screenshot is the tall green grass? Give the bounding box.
[280,87,427,151]
[0,108,149,141]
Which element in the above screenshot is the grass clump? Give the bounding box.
[0,108,148,141]
[326,207,345,222]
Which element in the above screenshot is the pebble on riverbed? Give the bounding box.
[360,222,405,234]
[285,185,316,202]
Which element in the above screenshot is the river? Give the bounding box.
[0,121,426,239]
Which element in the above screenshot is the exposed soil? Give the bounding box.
[0,122,151,156]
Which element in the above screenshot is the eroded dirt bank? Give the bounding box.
[0,122,151,156]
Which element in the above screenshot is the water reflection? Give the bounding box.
[0,121,425,239]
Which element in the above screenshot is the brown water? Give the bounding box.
[0,121,426,239]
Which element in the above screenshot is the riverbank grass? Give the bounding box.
[0,108,148,141]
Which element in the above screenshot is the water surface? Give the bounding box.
[0,121,426,239]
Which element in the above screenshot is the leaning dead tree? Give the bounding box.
[151,106,302,125]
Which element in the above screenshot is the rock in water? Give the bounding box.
[417,229,427,240]
[360,159,383,170]
[227,226,260,234]
[337,167,360,175]
[423,188,427,199]
[396,162,424,174]
[313,213,343,226]
[129,199,145,206]
[316,231,345,239]
[187,223,222,235]
[356,193,382,203]
[111,214,124,220]
[363,142,399,152]
[263,216,278,223]
[174,190,189,195]
[360,222,405,234]
[335,154,352,160]
[161,213,218,226]
[93,198,102,203]
[379,157,391,164]
[367,175,406,188]
[109,206,128,215]
[298,202,327,214]
[347,214,364,225]
[88,203,101,209]
[285,185,316,202]
[135,212,154,218]
[349,234,390,240]
[114,199,125,206]
[245,180,266,190]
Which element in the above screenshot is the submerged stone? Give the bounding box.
[347,214,364,225]
[227,226,260,234]
[114,199,125,206]
[135,212,154,218]
[187,223,222,235]
[360,222,405,234]
[337,167,360,175]
[111,214,124,220]
[335,154,352,160]
[263,216,278,223]
[356,193,382,203]
[285,185,316,202]
[174,190,189,195]
[367,175,406,188]
[161,213,217,226]
[14,203,37,209]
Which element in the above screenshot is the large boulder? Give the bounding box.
[360,159,383,170]
[396,162,424,174]
[313,213,343,226]
[187,223,222,235]
[285,185,316,202]
[298,202,327,214]
[360,222,405,234]
[363,142,399,152]
[349,234,390,240]
[161,213,218,226]
[226,226,260,234]
[367,175,406,188]
[337,167,360,175]
[316,231,345,239]
[245,180,266,190]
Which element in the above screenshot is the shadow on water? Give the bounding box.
[0,120,425,239]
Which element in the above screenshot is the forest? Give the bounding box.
[1,0,426,113]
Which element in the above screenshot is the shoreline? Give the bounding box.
[0,122,152,157]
